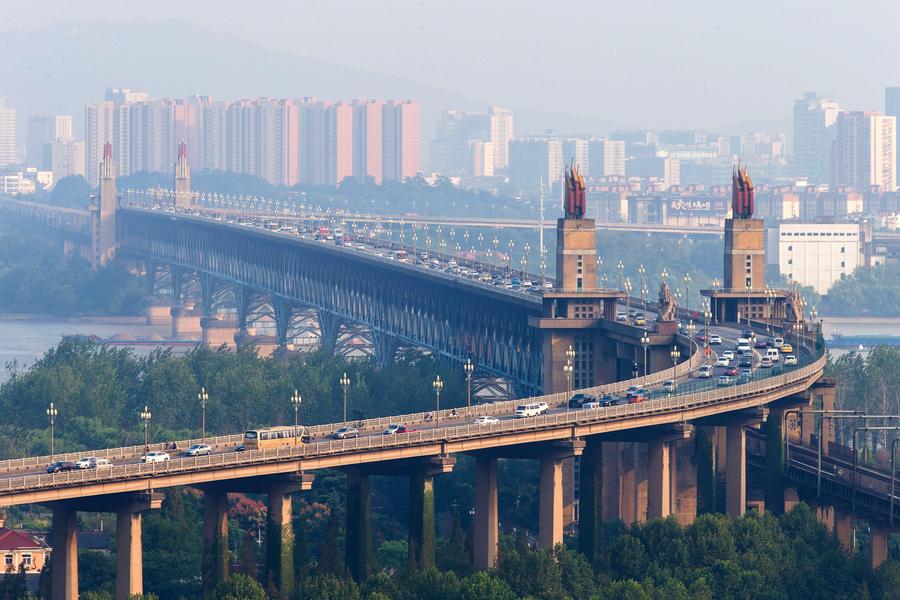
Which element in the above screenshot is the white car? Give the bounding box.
[141,451,170,464]
[74,457,99,469]
[722,350,735,360]
[708,334,722,345]
[697,365,713,379]
[185,443,212,457]
[474,415,500,425]
[784,355,798,366]
[662,380,676,393]
[717,375,735,386]
[715,356,730,367]
[581,401,601,409]
[383,424,403,435]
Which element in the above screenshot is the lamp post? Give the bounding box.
[670,346,680,395]
[703,301,711,349]
[638,264,646,312]
[198,387,209,443]
[641,333,650,378]
[596,256,603,290]
[712,277,720,323]
[291,389,302,445]
[477,233,484,270]
[617,260,625,290]
[744,283,752,325]
[433,375,444,427]
[624,278,633,319]
[47,402,58,462]
[140,405,152,453]
[507,239,514,274]
[464,358,474,409]
[565,344,576,395]
[683,273,692,316]
[340,372,351,422]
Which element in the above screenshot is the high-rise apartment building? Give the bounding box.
[832,111,896,192]
[353,99,383,184]
[0,99,16,168]
[488,106,513,170]
[508,138,563,190]
[54,115,73,142]
[326,102,353,186]
[587,139,626,177]
[26,115,51,168]
[793,92,841,184]
[468,140,494,177]
[202,99,228,172]
[382,100,420,182]
[561,138,589,173]
[50,139,85,183]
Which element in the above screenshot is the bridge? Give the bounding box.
[0,157,858,600]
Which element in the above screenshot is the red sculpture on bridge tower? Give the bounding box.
[731,162,754,219]
[563,161,586,219]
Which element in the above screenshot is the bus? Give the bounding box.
[243,425,311,450]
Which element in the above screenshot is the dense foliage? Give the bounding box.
[0,228,145,316]
[821,263,900,317]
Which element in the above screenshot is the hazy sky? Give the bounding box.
[4,0,899,130]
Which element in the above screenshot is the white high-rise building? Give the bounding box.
[51,139,85,183]
[775,223,862,294]
[832,111,896,192]
[869,114,896,191]
[0,98,16,167]
[587,139,625,177]
[489,106,513,170]
[468,140,494,177]
[54,115,73,141]
[508,138,563,190]
[793,92,841,184]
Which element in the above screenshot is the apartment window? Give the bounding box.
[745,254,751,260]
[840,246,845,253]
[787,245,792,251]
[841,261,845,268]
[787,259,792,265]
[574,335,595,388]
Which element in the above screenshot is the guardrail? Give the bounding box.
[0,352,825,496]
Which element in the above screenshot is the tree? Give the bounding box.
[209,573,267,600]
[50,175,91,207]
[461,571,517,600]
[317,512,343,576]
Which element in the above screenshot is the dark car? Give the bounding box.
[741,329,754,339]
[723,366,739,376]
[46,461,76,474]
[754,340,768,349]
[739,357,753,368]
[599,394,620,407]
[568,393,596,409]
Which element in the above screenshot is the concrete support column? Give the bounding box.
[647,441,672,519]
[539,457,564,549]
[202,490,229,596]
[870,525,889,570]
[601,442,620,522]
[618,443,636,524]
[51,506,78,600]
[408,471,436,569]
[834,509,854,555]
[266,488,295,599]
[674,438,697,525]
[764,409,786,515]
[695,427,717,515]
[725,425,747,518]
[115,512,143,600]
[345,471,373,582]
[634,443,649,523]
[578,438,603,566]
[474,456,499,570]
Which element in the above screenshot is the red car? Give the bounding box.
[723,366,739,376]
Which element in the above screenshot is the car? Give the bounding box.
[695,333,707,343]
[722,350,735,360]
[474,415,500,426]
[784,355,799,366]
[754,339,768,349]
[141,451,170,464]
[234,445,246,452]
[543,281,554,289]
[92,458,112,469]
[709,334,722,345]
[715,356,730,367]
[515,402,549,417]
[780,343,794,354]
[568,393,596,409]
[626,387,648,402]
[741,329,755,339]
[662,379,676,393]
[582,401,601,409]
[697,365,713,378]
[74,457,100,469]
[759,357,773,368]
[185,443,212,457]
[332,427,360,439]
[634,316,647,326]
[740,368,753,379]
[46,461,76,474]
[773,337,785,347]
[739,357,753,368]
[599,394,620,407]
[717,375,735,386]
[384,423,403,435]
[723,366,739,376]
[616,312,628,322]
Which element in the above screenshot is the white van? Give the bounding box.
[697,365,713,379]
[515,402,549,418]
[765,348,780,362]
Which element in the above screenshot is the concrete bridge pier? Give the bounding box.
[265,475,314,600]
[408,456,456,569]
[48,492,164,600]
[345,469,373,582]
[578,437,604,566]
[201,314,239,349]
[171,303,202,339]
[869,525,890,569]
[539,441,585,549]
[202,489,230,596]
[146,299,174,326]
[473,455,499,570]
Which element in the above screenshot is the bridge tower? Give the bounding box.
[531,163,625,393]
[90,141,118,270]
[174,140,191,210]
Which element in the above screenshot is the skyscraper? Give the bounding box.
[382,100,420,182]
[832,111,896,192]
[353,99,383,184]
[0,98,16,168]
[508,138,563,190]
[587,139,626,177]
[793,92,840,183]
[26,116,51,168]
[488,106,513,170]
[885,87,900,178]
[326,102,353,186]
[54,115,73,142]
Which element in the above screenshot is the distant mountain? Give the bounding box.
[0,20,615,155]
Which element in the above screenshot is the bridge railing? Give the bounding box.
[0,352,826,496]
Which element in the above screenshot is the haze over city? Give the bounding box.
[0,2,898,599]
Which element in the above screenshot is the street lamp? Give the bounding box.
[565,344,576,395]
[198,387,209,443]
[140,405,152,453]
[340,372,351,422]
[291,389,302,445]
[563,361,574,399]
[641,333,650,378]
[624,278,633,318]
[433,375,444,427]
[617,260,625,290]
[744,283,752,325]
[464,358,474,409]
[596,256,603,290]
[47,402,58,462]
[703,300,711,348]
[712,277,721,323]
[670,346,681,395]
[683,273,692,315]
[638,265,646,312]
